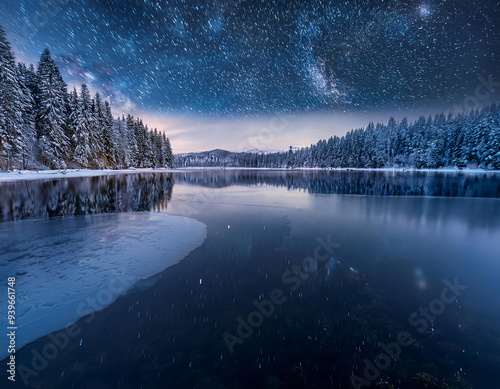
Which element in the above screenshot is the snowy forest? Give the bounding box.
[176,104,500,170]
[0,25,173,171]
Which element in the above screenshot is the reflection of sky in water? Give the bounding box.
[169,182,500,318]
[2,172,500,388]
[166,178,500,387]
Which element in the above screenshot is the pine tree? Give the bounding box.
[140,123,153,167]
[102,100,115,166]
[151,128,161,168]
[90,93,105,167]
[16,63,36,168]
[113,115,127,168]
[125,114,138,167]
[73,84,93,168]
[163,134,173,168]
[0,25,174,171]
[36,48,68,169]
[486,103,500,168]
[67,87,79,156]
[0,25,24,169]
[135,119,147,167]
[23,64,38,97]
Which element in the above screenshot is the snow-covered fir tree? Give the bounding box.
[103,100,115,166]
[67,87,79,156]
[0,25,24,169]
[73,83,93,168]
[16,63,36,168]
[162,134,174,168]
[112,115,127,168]
[125,114,139,167]
[90,92,106,167]
[36,48,69,169]
[176,104,500,170]
[0,24,174,171]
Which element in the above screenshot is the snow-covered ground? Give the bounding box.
[241,147,301,154]
[0,167,497,184]
[174,166,500,173]
[0,168,173,182]
[0,212,206,360]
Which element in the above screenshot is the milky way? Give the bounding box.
[1,0,499,117]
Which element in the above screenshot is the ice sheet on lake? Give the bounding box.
[0,213,206,360]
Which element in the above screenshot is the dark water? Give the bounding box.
[1,170,500,389]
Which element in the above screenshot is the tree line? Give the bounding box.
[176,104,500,170]
[0,25,173,170]
[0,173,173,222]
[172,169,500,198]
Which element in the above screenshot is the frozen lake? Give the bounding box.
[0,212,206,360]
[1,170,499,388]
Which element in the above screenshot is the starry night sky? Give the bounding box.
[1,0,499,152]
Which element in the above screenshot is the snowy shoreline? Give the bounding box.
[0,166,498,183]
[168,166,500,174]
[0,168,174,182]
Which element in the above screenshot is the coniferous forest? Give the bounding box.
[0,25,174,171]
[176,105,500,169]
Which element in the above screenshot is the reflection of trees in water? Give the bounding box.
[0,173,174,222]
[174,170,500,198]
[0,170,498,222]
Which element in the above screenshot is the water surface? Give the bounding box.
[1,170,499,388]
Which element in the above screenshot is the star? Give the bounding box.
[0,0,497,118]
[418,4,432,18]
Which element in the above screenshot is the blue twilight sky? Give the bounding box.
[1,0,499,153]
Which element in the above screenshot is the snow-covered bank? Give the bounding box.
[0,167,498,184]
[0,213,206,360]
[173,166,500,174]
[0,168,174,182]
